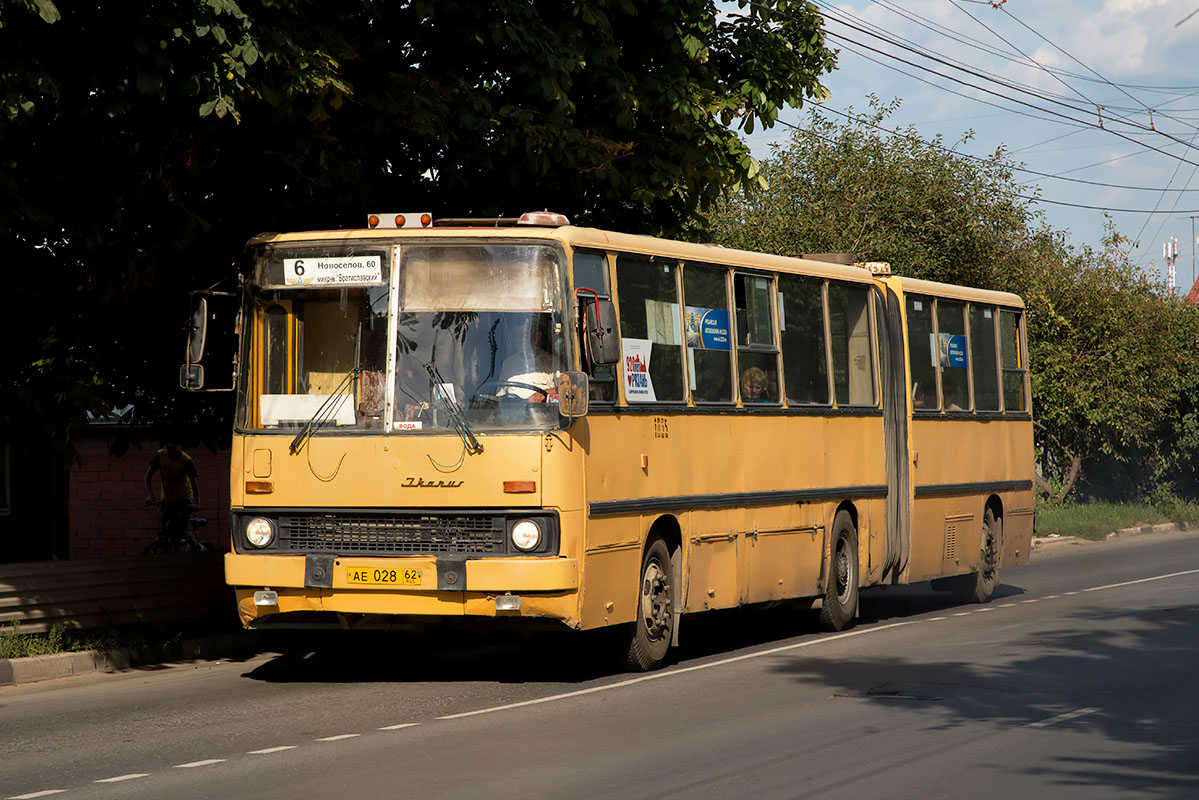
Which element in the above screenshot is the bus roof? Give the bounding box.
[248,224,1025,306]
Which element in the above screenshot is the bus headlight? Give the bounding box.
[510,519,542,552]
[245,517,276,549]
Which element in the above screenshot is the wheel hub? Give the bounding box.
[640,562,671,640]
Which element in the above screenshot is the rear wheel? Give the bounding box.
[951,508,1000,604]
[624,537,674,672]
[819,510,859,631]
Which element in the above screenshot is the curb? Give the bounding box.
[1107,521,1199,540]
[0,632,264,688]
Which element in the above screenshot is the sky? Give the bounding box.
[745,0,1199,291]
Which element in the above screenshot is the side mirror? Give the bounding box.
[187,296,208,365]
[583,297,619,367]
[557,371,589,418]
[180,364,205,390]
[180,290,238,392]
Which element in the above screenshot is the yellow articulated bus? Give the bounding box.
[183,210,1034,671]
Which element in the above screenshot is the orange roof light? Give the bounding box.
[365,212,433,229]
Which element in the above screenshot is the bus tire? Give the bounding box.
[819,510,859,631]
[624,537,674,672]
[951,508,1001,604]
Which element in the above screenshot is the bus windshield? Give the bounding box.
[240,241,566,434]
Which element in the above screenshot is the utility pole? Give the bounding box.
[1192,215,1198,293]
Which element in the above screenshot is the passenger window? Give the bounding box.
[573,250,615,403]
[937,300,968,412]
[683,264,733,403]
[1000,309,1027,412]
[906,295,936,410]
[969,304,1000,411]
[734,273,779,404]
[779,275,829,404]
[829,283,875,406]
[615,256,683,403]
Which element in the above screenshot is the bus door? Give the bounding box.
[876,284,910,583]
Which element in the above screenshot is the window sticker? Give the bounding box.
[622,338,657,402]
[684,306,731,351]
[937,333,968,367]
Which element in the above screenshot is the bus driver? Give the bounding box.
[499,315,557,402]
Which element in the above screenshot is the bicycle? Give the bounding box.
[144,499,212,553]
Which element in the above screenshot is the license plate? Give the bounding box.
[346,567,422,586]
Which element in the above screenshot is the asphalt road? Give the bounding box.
[3,531,1198,799]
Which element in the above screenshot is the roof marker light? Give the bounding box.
[516,211,570,227]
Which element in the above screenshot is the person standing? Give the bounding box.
[144,438,201,550]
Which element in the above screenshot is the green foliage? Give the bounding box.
[701,99,1199,503]
[1019,224,1192,501]
[1034,500,1199,541]
[0,1,835,446]
[700,98,1040,289]
[0,622,66,659]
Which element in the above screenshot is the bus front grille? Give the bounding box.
[280,513,505,555]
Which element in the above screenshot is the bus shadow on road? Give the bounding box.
[241,582,1024,685]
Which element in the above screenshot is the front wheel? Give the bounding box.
[623,537,675,672]
[819,510,859,631]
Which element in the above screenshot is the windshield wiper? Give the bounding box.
[289,366,361,455]
[423,361,483,455]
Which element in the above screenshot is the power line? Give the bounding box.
[777,106,1199,210]
[819,29,1199,167]
[815,0,1170,133]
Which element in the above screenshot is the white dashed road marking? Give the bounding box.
[174,759,227,769]
[1028,707,1101,728]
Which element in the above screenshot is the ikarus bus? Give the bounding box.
[183,211,1035,671]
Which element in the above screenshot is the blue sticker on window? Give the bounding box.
[685,307,731,351]
[939,333,967,367]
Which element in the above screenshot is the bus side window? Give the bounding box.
[614,256,684,403]
[937,300,968,411]
[1000,309,1028,412]
[829,282,875,406]
[573,250,616,403]
[734,273,780,404]
[779,274,829,404]
[682,263,733,403]
[906,295,936,410]
[969,304,1000,411]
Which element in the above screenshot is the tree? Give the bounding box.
[701,99,1199,502]
[1,0,836,445]
[1022,226,1189,502]
[700,98,1038,290]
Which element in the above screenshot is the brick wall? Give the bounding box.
[68,432,231,559]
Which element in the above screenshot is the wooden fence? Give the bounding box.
[0,552,235,635]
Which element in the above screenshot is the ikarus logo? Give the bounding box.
[402,477,464,488]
